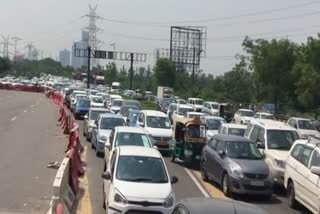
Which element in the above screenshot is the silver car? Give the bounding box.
[201,134,273,198]
[83,107,110,141]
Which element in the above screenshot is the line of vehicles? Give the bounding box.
[5,74,320,214]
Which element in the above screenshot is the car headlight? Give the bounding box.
[114,188,127,205]
[230,163,243,178]
[274,159,286,169]
[163,192,175,208]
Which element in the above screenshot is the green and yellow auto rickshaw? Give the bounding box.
[169,117,207,164]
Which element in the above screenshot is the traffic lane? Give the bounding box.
[0,90,42,127]
[0,92,66,214]
[76,119,205,214]
[190,167,311,214]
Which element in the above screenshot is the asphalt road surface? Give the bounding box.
[0,90,66,214]
[75,115,312,214]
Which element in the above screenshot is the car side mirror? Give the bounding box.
[101,172,111,180]
[257,141,265,149]
[139,122,145,127]
[170,176,179,184]
[311,166,320,176]
[218,150,226,158]
[84,114,88,120]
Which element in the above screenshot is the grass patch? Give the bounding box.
[122,95,160,111]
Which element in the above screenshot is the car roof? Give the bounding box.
[73,90,85,94]
[118,146,161,158]
[204,116,225,120]
[238,109,253,112]
[222,123,247,129]
[123,100,140,103]
[177,198,268,214]
[99,113,124,119]
[255,112,273,115]
[188,97,203,100]
[250,119,296,130]
[214,134,253,143]
[188,112,204,115]
[109,94,122,98]
[289,117,311,121]
[178,104,193,109]
[169,103,178,106]
[90,107,109,112]
[113,98,124,101]
[91,95,102,98]
[141,110,167,117]
[115,126,146,134]
[204,101,219,104]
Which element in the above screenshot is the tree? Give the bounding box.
[154,58,176,87]
[0,57,11,76]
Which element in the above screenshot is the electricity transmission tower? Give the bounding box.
[1,35,13,58]
[82,4,103,66]
[11,36,22,61]
[24,42,35,60]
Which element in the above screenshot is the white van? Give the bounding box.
[110,82,120,94]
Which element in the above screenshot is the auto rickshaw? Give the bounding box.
[219,103,234,123]
[169,117,206,164]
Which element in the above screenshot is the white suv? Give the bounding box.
[233,109,254,125]
[287,117,319,139]
[187,98,204,112]
[245,119,300,185]
[284,137,320,214]
[102,146,178,214]
[202,101,220,116]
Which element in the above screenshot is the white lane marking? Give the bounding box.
[24,109,27,113]
[11,117,17,121]
[184,168,210,198]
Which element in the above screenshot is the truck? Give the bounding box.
[110,82,120,94]
[157,86,174,99]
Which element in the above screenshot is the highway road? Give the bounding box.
[75,115,312,214]
[0,90,66,214]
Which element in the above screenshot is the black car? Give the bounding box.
[172,198,269,214]
[64,87,77,108]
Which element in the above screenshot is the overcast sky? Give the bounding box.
[1,0,320,75]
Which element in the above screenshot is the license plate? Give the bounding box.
[250,181,264,186]
[157,141,168,146]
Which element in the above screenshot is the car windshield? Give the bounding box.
[90,91,98,95]
[116,156,168,183]
[239,110,254,117]
[228,128,246,136]
[187,124,206,138]
[206,119,224,130]
[261,114,275,120]
[120,106,139,117]
[112,100,123,107]
[211,104,219,109]
[195,100,203,105]
[92,97,103,103]
[298,120,316,130]
[115,132,151,147]
[77,99,90,107]
[178,100,187,104]
[123,101,141,109]
[178,107,193,115]
[267,130,299,150]
[227,141,262,159]
[100,118,125,130]
[163,99,177,106]
[90,110,108,120]
[146,116,171,129]
[168,104,177,111]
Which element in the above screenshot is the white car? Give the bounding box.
[172,104,194,120]
[204,116,226,140]
[185,112,205,119]
[110,98,124,114]
[233,109,254,125]
[83,107,110,141]
[71,93,87,112]
[90,95,104,108]
[104,126,154,170]
[88,89,99,99]
[287,117,319,139]
[253,112,275,120]
[284,136,320,214]
[245,119,300,185]
[136,110,172,150]
[187,98,204,112]
[218,123,247,136]
[202,101,220,116]
[176,99,187,105]
[102,146,178,214]
[108,94,123,108]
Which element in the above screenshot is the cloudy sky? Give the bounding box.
[1,0,320,75]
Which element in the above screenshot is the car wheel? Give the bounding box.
[201,161,209,182]
[222,173,230,197]
[288,182,297,209]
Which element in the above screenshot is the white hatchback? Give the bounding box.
[102,146,178,214]
[284,137,320,214]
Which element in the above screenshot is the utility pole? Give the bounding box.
[87,46,91,89]
[1,35,12,58]
[192,47,196,80]
[130,53,134,90]
[110,43,115,63]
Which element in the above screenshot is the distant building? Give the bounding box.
[59,49,70,67]
[71,31,89,69]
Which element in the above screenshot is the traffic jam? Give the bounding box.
[45,78,320,214]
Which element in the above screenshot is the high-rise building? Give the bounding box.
[59,49,71,67]
[71,31,89,68]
